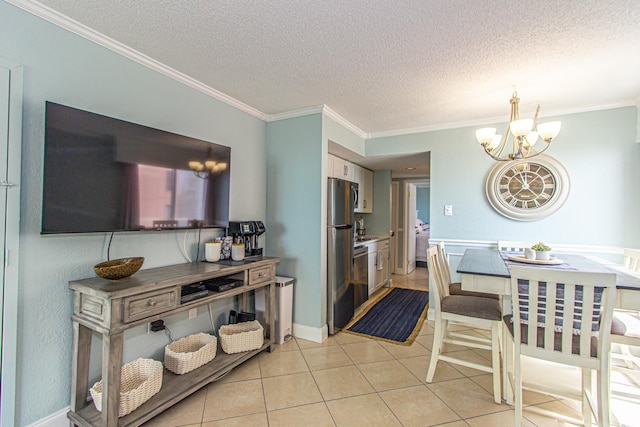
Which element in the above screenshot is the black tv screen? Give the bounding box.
[42,102,231,234]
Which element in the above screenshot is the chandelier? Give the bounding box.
[188,147,227,179]
[475,91,561,161]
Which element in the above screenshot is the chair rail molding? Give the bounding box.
[636,94,640,143]
[429,238,624,257]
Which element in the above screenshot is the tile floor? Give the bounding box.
[143,267,640,427]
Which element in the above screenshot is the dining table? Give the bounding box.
[456,248,640,312]
[456,248,640,404]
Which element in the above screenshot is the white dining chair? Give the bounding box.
[437,241,498,301]
[497,240,530,252]
[505,266,616,427]
[622,248,640,272]
[426,246,503,404]
[611,248,640,369]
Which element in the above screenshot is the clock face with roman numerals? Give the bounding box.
[485,155,570,221]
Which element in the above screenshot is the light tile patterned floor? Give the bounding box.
[143,267,640,426]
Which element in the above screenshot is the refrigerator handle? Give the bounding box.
[334,224,353,230]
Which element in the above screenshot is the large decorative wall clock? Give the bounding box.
[485,154,570,221]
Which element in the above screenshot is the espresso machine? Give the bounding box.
[228,221,265,257]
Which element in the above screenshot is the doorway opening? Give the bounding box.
[391,178,430,275]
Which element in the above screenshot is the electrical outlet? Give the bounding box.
[189,308,197,319]
[149,319,165,333]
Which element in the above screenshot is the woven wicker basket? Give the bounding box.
[90,358,163,417]
[219,320,264,354]
[164,333,217,375]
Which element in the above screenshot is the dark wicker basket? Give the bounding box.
[94,257,144,280]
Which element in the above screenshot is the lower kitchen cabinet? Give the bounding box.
[365,238,390,295]
[375,242,389,289]
[368,251,377,295]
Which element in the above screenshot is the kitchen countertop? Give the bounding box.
[354,235,390,248]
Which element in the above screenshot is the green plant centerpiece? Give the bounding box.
[531,242,551,260]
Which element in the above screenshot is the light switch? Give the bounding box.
[444,205,453,216]
[189,308,197,319]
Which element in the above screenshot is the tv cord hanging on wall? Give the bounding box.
[195,227,202,262]
[107,232,114,261]
[164,325,174,342]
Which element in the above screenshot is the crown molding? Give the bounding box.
[7,0,268,121]
[266,105,369,140]
[320,105,369,140]
[265,105,324,122]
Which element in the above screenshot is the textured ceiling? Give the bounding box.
[12,0,640,173]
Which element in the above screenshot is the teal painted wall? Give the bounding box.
[2,3,267,424]
[366,170,392,237]
[265,114,324,328]
[324,115,365,155]
[416,187,430,223]
[367,107,640,247]
[264,113,364,332]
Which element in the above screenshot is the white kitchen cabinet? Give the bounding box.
[327,153,335,177]
[374,239,390,290]
[365,238,390,295]
[330,154,355,181]
[328,155,372,212]
[368,251,377,295]
[354,166,373,213]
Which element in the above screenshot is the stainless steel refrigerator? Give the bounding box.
[327,178,365,335]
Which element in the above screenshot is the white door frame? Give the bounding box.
[404,183,417,274]
[0,61,23,427]
[402,178,429,273]
[390,181,399,274]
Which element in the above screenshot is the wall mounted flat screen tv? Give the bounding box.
[42,101,231,234]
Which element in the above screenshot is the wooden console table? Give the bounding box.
[67,257,279,427]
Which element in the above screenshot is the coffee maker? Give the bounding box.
[228,221,265,257]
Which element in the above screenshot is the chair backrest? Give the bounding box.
[509,266,616,368]
[426,246,448,310]
[497,240,530,252]
[623,248,640,272]
[153,220,178,228]
[436,241,453,285]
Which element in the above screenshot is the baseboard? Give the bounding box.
[293,322,327,343]
[26,407,69,427]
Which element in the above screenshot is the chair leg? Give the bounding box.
[581,368,592,427]
[491,321,501,404]
[439,319,449,351]
[514,350,522,427]
[426,317,444,383]
[597,363,611,427]
[620,344,636,369]
[503,325,514,405]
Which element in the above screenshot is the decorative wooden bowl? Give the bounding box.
[94,257,144,280]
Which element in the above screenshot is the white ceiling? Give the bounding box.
[12,0,640,175]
